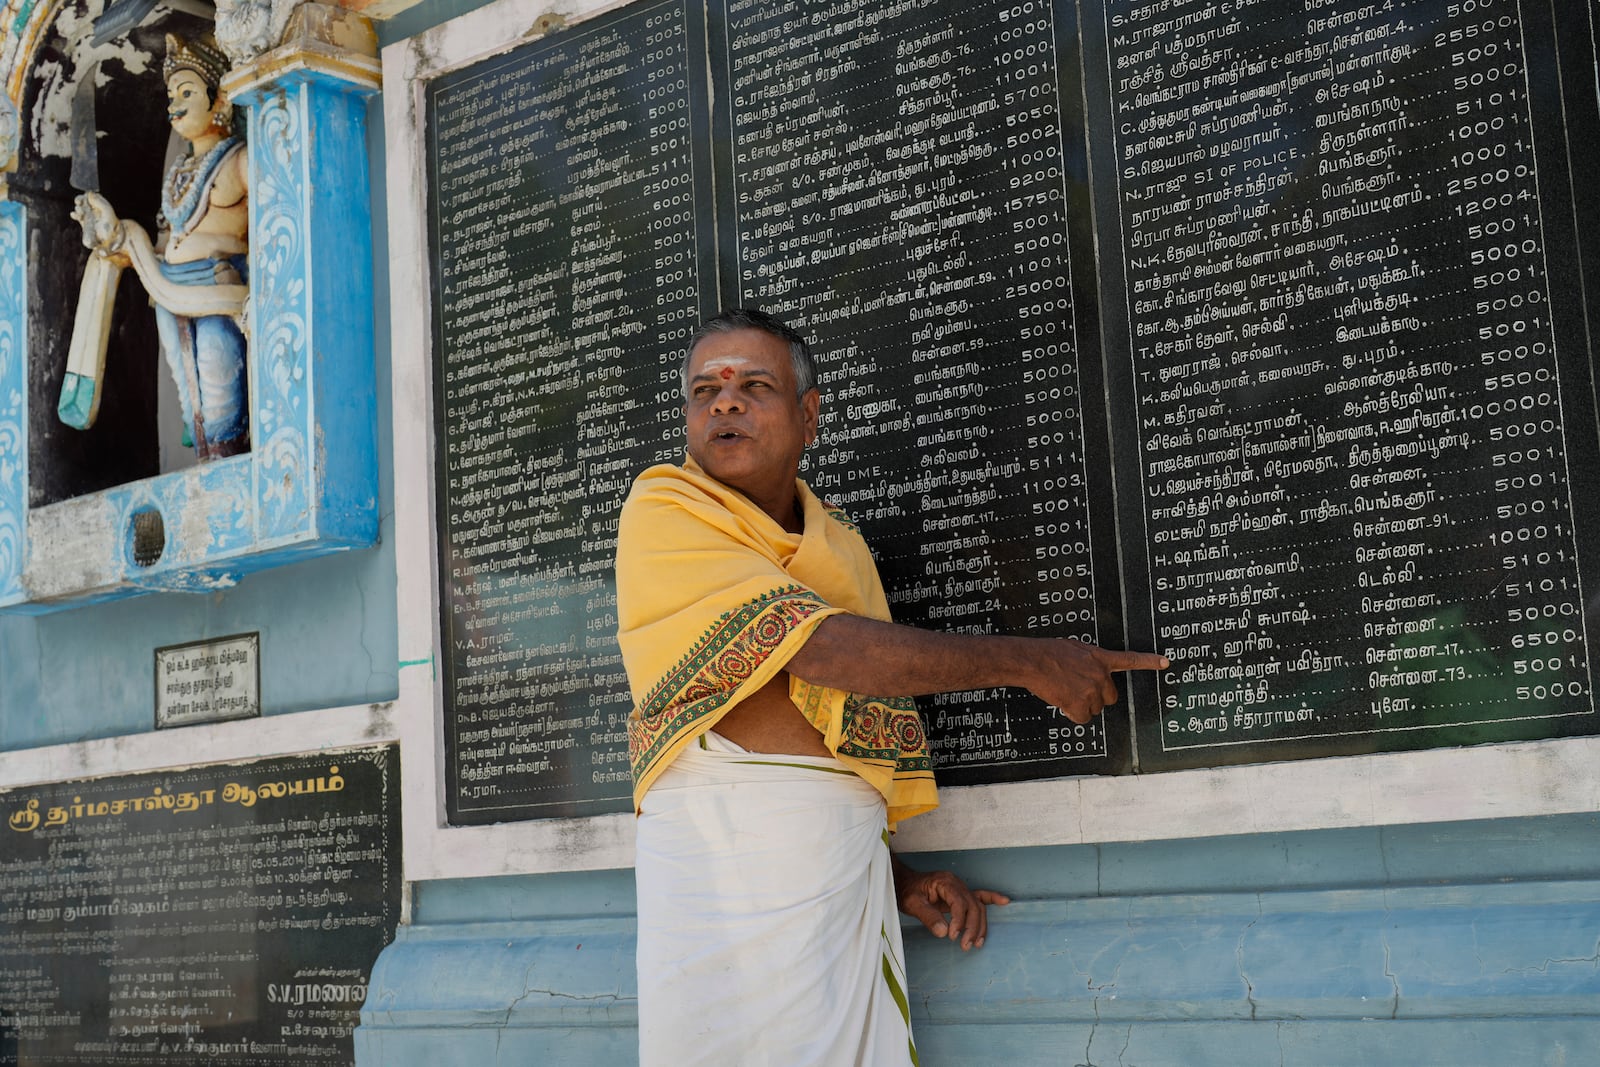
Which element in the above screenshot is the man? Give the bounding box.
[616,308,1166,1065]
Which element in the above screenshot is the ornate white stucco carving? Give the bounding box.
[214,0,301,66]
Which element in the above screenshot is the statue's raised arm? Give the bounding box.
[60,34,251,462]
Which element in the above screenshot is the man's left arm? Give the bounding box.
[891,853,1010,951]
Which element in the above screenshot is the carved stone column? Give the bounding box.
[222,3,381,547]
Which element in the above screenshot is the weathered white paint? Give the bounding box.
[892,734,1600,853]
[383,0,1600,880]
[23,494,121,598]
[0,700,398,789]
[27,1,157,160]
[21,463,246,600]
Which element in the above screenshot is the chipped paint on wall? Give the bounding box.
[25,0,155,159]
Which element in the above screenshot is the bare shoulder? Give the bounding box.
[211,144,249,207]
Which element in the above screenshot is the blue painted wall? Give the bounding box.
[361,815,1600,1065]
[0,98,397,752]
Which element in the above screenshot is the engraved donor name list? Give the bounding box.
[714,0,1125,783]
[422,0,1600,814]
[1101,0,1598,766]
[428,0,715,822]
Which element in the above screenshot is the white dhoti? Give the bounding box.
[635,733,917,1066]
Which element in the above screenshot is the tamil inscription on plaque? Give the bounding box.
[423,0,1600,816]
[155,633,261,730]
[1091,0,1600,767]
[710,0,1126,782]
[0,746,400,1066]
[427,0,717,823]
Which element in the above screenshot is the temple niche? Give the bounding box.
[0,0,380,609]
[15,0,218,507]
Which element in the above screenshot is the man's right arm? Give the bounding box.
[785,615,1168,724]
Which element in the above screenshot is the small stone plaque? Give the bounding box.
[155,632,260,729]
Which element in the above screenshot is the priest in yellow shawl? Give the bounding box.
[616,308,1167,1066]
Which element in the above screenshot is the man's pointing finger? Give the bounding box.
[1099,649,1170,673]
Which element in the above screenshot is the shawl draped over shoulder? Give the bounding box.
[615,458,938,828]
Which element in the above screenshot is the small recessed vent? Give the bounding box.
[130,509,165,568]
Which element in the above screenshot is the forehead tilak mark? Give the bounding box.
[697,355,751,378]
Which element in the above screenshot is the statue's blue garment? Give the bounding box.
[159,137,248,459]
[155,255,248,457]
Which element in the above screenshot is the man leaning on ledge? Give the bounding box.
[614,308,1166,1065]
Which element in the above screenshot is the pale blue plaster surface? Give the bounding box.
[0,96,397,751]
[375,0,486,45]
[921,1020,1600,1066]
[412,867,639,924]
[361,815,1600,1065]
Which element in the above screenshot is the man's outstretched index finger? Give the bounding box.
[1097,648,1170,673]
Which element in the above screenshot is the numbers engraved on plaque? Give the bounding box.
[1104,0,1592,754]
[718,0,1108,774]
[429,0,709,821]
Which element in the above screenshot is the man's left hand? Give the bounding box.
[893,863,1010,951]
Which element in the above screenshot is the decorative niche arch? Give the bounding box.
[0,0,382,611]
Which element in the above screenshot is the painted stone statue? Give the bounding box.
[64,34,250,461]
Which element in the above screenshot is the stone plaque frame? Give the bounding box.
[155,632,262,730]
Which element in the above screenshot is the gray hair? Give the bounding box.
[681,308,818,400]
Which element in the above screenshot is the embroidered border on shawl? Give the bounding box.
[629,584,829,785]
[837,694,934,775]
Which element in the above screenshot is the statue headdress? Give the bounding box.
[164,34,240,139]
[163,34,230,91]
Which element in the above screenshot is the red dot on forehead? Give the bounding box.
[720,367,735,379]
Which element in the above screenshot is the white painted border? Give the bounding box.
[0,701,399,789]
[382,0,1600,879]
[892,734,1600,853]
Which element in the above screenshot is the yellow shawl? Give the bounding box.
[615,458,938,828]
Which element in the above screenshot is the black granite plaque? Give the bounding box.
[0,746,400,1066]
[427,0,718,823]
[711,0,1128,783]
[426,0,1600,815]
[1083,0,1600,768]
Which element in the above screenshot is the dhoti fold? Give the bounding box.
[635,732,918,1066]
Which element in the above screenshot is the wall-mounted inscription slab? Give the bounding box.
[425,0,1600,821]
[1083,0,1600,768]
[0,746,399,1066]
[709,0,1126,783]
[427,0,718,823]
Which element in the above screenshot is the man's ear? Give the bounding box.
[801,388,820,445]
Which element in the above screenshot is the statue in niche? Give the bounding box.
[63,33,250,461]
